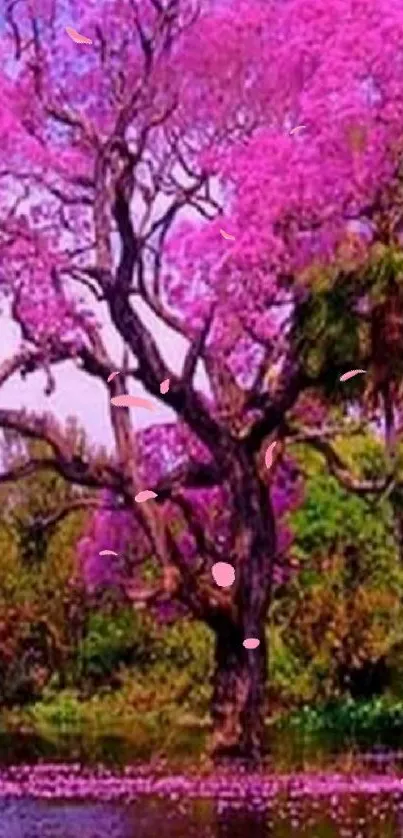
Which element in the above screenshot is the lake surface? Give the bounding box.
[0,765,402,837]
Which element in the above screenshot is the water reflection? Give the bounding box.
[216,806,268,838]
[0,792,400,838]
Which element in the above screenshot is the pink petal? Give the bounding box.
[65,26,92,44]
[211,561,235,588]
[264,441,277,469]
[243,637,260,650]
[339,369,366,382]
[135,490,158,503]
[99,550,118,556]
[111,394,156,410]
[289,125,306,135]
[107,371,120,383]
[220,229,236,241]
[160,378,170,394]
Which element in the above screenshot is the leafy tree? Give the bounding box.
[2,0,403,758]
[0,430,92,699]
[271,437,403,705]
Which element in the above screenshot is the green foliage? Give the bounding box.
[270,434,403,706]
[278,697,403,749]
[296,278,364,385]
[77,609,156,682]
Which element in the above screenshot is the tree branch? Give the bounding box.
[245,366,308,452]
[38,496,128,530]
[0,409,122,491]
[182,304,215,389]
[153,459,222,499]
[294,433,392,495]
[107,290,229,457]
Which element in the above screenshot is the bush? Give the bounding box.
[0,602,65,706]
[76,608,157,684]
[277,696,403,749]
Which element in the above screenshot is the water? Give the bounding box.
[1,730,403,836]
[0,766,402,837]
[0,790,399,838]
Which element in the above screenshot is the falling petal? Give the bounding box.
[65,26,92,44]
[339,369,366,382]
[99,550,118,556]
[220,229,236,241]
[160,378,170,394]
[111,394,156,410]
[107,371,120,383]
[135,490,158,503]
[289,124,306,135]
[211,561,235,588]
[243,637,260,649]
[265,441,277,469]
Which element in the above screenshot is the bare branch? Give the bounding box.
[286,421,366,443]
[107,290,228,456]
[0,408,121,491]
[168,491,222,564]
[153,459,222,498]
[295,433,392,495]
[38,496,127,530]
[182,305,215,388]
[45,103,99,148]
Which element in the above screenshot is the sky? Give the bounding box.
[0,297,210,452]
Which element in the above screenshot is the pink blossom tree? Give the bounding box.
[2,0,403,758]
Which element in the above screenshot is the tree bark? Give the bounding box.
[210,618,267,761]
[207,456,276,761]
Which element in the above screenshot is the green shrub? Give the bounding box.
[77,609,156,683]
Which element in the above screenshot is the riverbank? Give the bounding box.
[2,692,403,769]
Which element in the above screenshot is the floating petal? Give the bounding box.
[111,394,156,410]
[243,637,260,649]
[211,561,235,588]
[289,124,306,135]
[65,26,92,44]
[107,371,120,383]
[220,229,236,241]
[135,490,158,503]
[160,379,170,394]
[99,550,118,556]
[339,369,366,382]
[265,441,277,469]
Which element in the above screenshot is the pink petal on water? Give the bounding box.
[211,561,235,588]
[135,490,158,503]
[160,378,170,394]
[65,26,92,44]
[243,637,260,649]
[220,229,236,241]
[265,441,277,469]
[99,550,118,556]
[339,369,366,381]
[107,371,120,383]
[111,394,156,410]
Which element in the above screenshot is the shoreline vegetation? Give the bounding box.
[2,691,403,768]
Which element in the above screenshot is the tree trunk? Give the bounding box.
[210,619,267,760]
[207,455,276,761]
